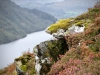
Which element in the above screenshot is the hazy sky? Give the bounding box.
[11,0,97,5]
[11,0,64,2]
[11,0,65,5]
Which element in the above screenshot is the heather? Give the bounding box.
[47,2,100,75]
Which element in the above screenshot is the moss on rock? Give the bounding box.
[46,16,92,34]
[47,18,74,34]
[20,65,27,72]
[14,51,35,74]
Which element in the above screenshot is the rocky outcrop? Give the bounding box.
[16,66,24,75]
[45,18,88,39]
[45,25,85,39]
[33,38,68,75]
[52,29,66,38]
[66,24,85,34]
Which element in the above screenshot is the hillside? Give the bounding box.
[0,1,100,75]
[11,0,96,18]
[0,0,57,44]
[24,8,57,23]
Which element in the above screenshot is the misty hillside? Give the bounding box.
[24,8,57,22]
[0,0,57,44]
[11,0,97,18]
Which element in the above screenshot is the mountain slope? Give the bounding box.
[24,8,57,22]
[0,0,57,44]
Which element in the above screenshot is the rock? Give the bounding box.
[74,25,85,32]
[14,60,25,75]
[35,60,42,75]
[52,29,66,38]
[16,66,25,75]
[33,41,52,75]
[32,37,69,74]
[66,24,85,35]
[44,57,51,64]
[45,27,51,34]
[35,56,39,60]
[33,46,38,56]
[46,25,85,39]
[41,59,45,63]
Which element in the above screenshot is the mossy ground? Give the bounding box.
[47,18,73,33]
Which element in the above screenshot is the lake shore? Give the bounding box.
[0,30,52,69]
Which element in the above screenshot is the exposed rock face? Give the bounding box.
[45,27,52,34]
[52,25,85,38]
[33,38,68,75]
[52,29,66,38]
[35,59,41,75]
[16,66,25,75]
[14,60,25,75]
[33,41,53,75]
[66,24,85,34]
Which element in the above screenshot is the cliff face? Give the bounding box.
[0,3,100,75]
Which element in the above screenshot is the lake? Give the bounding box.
[0,30,52,69]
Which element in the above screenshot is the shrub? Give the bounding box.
[48,48,100,75]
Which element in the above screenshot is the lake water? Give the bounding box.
[0,30,52,69]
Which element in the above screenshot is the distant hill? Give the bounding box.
[24,8,57,22]
[11,0,97,18]
[0,0,57,44]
